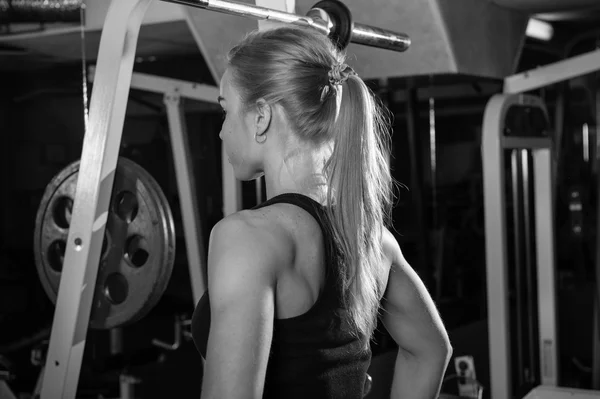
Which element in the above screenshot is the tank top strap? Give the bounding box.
[252,192,343,303]
[253,193,336,252]
[253,192,335,255]
[252,192,323,217]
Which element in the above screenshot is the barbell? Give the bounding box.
[164,0,411,52]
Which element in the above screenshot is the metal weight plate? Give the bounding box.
[310,0,354,50]
[34,157,176,329]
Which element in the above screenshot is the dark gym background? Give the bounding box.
[1,10,600,399]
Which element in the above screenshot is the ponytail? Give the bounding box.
[324,74,394,346]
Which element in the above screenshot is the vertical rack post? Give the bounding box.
[482,93,558,399]
[533,141,558,387]
[482,94,512,399]
[40,0,154,397]
[164,92,208,304]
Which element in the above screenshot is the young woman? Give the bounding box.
[191,25,452,399]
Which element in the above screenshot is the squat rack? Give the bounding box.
[39,0,410,397]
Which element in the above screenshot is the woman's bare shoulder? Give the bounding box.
[382,226,403,268]
[218,207,296,264]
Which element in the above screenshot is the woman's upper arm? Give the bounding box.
[201,214,284,399]
[380,229,451,357]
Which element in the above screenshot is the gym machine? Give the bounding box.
[84,67,224,306]
[36,0,410,398]
[483,49,600,399]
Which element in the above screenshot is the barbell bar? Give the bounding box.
[162,0,411,52]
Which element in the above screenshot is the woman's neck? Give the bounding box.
[263,141,331,204]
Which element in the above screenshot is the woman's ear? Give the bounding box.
[255,98,272,138]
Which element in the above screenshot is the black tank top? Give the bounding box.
[191,193,371,399]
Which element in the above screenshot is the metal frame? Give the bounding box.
[504,48,600,94]
[54,63,243,394]
[483,93,557,399]
[40,1,154,397]
[484,48,600,399]
[160,80,239,301]
[40,1,229,397]
[40,0,412,396]
[163,92,208,305]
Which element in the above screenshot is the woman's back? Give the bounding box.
[192,192,390,398]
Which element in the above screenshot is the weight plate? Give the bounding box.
[311,0,354,50]
[34,157,176,330]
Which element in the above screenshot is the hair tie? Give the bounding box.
[320,63,357,102]
[328,63,356,86]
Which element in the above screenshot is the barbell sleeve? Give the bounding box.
[352,22,410,52]
[161,0,410,52]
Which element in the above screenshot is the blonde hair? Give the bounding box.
[227,26,394,344]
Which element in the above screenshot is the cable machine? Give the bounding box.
[484,49,600,399]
